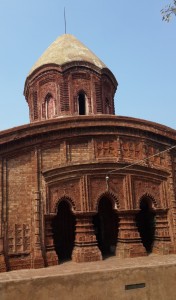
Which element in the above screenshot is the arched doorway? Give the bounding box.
[93,197,119,257]
[136,197,156,254]
[52,200,76,261]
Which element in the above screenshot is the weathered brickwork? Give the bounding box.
[6,153,35,270]
[0,34,176,271]
[42,145,61,170]
[24,65,117,122]
[0,119,175,271]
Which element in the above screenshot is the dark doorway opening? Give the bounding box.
[52,200,76,261]
[93,197,119,257]
[78,93,86,115]
[136,197,156,254]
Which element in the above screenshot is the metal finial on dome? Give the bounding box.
[64,7,67,34]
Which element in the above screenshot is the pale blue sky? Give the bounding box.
[0,0,175,130]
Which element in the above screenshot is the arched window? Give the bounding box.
[45,93,55,119]
[78,92,86,115]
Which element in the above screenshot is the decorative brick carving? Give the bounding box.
[121,140,168,169]
[133,179,161,209]
[89,176,124,211]
[72,214,102,262]
[95,139,118,158]
[8,224,30,254]
[49,179,81,213]
[152,209,172,254]
[109,177,125,208]
[121,139,143,161]
[116,211,147,258]
[144,143,168,167]
[23,224,30,252]
[15,224,23,253]
[45,215,58,266]
[8,227,15,254]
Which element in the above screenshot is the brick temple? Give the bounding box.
[0,34,176,272]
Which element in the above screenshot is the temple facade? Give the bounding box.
[0,34,176,272]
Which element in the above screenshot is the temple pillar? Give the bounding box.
[72,213,102,262]
[116,210,146,258]
[153,209,173,254]
[44,215,58,266]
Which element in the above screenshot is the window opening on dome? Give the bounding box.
[78,93,86,115]
[45,93,55,119]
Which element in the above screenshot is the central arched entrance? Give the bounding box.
[93,196,119,257]
[136,197,156,254]
[52,200,76,261]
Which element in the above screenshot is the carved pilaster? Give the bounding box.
[32,149,45,269]
[72,213,102,262]
[153,209,174,254]
[44,215,58,266]
[116,210,146,258]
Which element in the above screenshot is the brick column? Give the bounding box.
[72,213,102,262]
[153,209,174,254]
[116,210,146,258]
[32,149,45,269]
[45,215,58,266]
[32,191,45,268]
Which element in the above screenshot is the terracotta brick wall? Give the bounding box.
[7,153,34,256]
[24,64,117,122]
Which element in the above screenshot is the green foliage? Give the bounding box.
[161,0,176,22]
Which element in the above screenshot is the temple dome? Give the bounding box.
[29,34,106,75]
[25,34,117,123]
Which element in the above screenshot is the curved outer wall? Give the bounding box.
[0,115,176,271]
[24,62,117,122]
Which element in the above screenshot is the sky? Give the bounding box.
[0,0,176,130]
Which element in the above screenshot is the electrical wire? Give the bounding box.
[106,144,176,177]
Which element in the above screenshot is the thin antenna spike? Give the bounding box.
[64,7,67,34]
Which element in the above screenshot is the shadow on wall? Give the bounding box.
[52,200,76,261]
[93,196,119,258]
[136,197,156,254]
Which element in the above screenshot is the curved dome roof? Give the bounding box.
[29,34,106,75]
